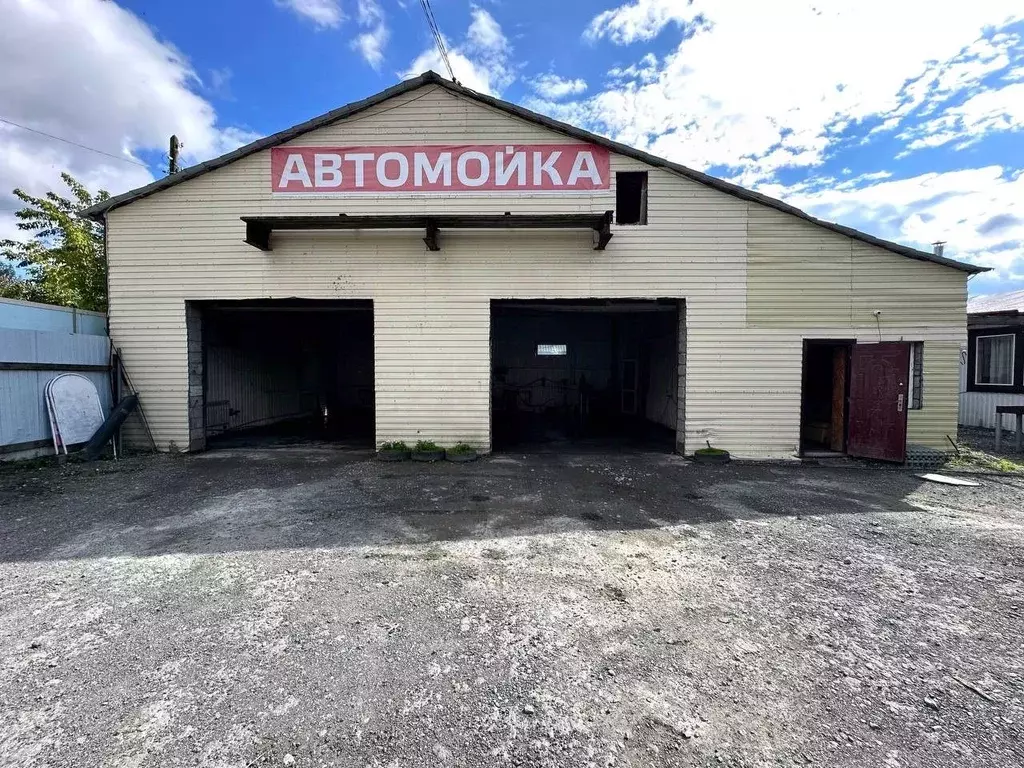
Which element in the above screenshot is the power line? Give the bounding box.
[0,117,149,168]
[418,0,457,83]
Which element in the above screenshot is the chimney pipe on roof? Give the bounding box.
[933,241,946,258]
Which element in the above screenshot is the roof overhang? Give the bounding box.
[240,212,614,252]
[968,309,1022,320]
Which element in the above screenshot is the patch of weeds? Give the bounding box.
[414,440,442,453]
[694,447,729,456]
[447,442,476,455]
[993,457,1024,472]
[945,444,1024,473]
[379,441,409,451]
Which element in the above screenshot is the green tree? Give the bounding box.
[0,260,36,301]
[0,173,110,312]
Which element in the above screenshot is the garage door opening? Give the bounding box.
[192,300,374,448]
[491,300,681,452]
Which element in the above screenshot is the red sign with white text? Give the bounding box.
[270,144,610,194]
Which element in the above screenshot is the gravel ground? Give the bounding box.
[1,448,1022,767]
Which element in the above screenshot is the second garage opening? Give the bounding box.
[491,299,682,452]
[196,299,374,447]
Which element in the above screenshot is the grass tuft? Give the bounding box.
[945,444,1024,473]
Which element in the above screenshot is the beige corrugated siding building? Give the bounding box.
[85,73,984,462]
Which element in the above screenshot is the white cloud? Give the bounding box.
[763,167,1024,281]
[351,0,388,69]
[353,26,389,69]
[467,6,506,50]
[561,1,1024,181]
[404,7,514,95]
[531,74,588,100]
[0,0,256,242]
[275,0,344,28]
[608,53,660,84]
[281,0,390,69]
[898,82,1024,153]
[207,67,234,99]
[585,0,692,44]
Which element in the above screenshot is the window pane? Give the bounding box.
[976,335,1014,385]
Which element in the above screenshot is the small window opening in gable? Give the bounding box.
[909,342,923,410]
[615,171,648,225]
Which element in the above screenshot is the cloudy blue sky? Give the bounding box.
[2,0,1022,295]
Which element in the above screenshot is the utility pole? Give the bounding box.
[168,135,180,175]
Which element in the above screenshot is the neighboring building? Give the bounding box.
[960,290,1024,430]
[82,73,983,462]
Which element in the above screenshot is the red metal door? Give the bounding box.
[847,342,910,462]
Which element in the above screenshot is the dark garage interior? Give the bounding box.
[198,300,374,446]
[491,300,680,451]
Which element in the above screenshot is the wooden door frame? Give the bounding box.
[799,339,855,457]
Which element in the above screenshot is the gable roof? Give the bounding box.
[968,289,1024,315]
[82,71,986,275]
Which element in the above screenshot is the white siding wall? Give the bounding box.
[960,392,1024,430]
[745,208,967,452]
[105,85,969,458]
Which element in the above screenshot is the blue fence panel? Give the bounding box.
[0,298,106,335]
[1,301,110,460]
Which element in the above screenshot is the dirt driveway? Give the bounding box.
[1,448,1022,767]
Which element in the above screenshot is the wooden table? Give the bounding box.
[995,405,1024,451]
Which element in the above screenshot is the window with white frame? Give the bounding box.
[975,334,1015,386]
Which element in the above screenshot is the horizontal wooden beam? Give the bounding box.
[0,362,110,373]
[240,212,615,251]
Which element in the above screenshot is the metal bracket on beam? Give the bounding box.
[244,220,272,251]
[594,210,614,250]
[424,219,441,251]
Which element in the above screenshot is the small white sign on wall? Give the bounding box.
[537,344,568,357]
